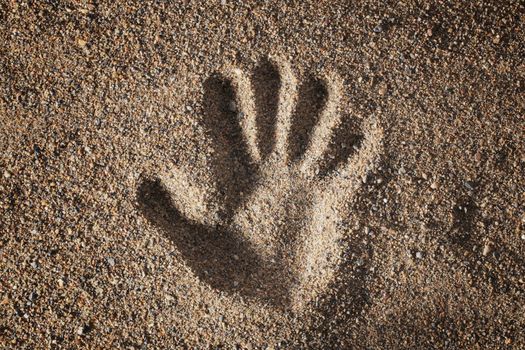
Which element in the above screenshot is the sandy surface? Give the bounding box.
[1,1,524,349]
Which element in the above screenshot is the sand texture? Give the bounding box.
[1,1,524,349]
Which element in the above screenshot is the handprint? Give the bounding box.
[137,56,382,310]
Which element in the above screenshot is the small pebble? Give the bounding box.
[415,252,423,259]
[378,82,388,96]
[463,181,474,191]
[106,257,115,267]
[33,144,41,159]
[482,243,492,256]
[474,151,482,162]
[77,38,87,47]
[430,181,438,189]
[373,25,383,33]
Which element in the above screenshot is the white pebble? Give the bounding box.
[482,244,492,256]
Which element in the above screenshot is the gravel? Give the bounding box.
[1,1,524,349]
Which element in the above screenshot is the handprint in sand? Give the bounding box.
[138,56,383,310]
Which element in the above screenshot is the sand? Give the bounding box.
[1,1,524,349]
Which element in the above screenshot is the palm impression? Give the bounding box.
[138,56,383,310]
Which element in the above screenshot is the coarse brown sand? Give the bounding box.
[1,1,524,349]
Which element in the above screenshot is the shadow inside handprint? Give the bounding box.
[137,178,293,307]
[199,75,256,218]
